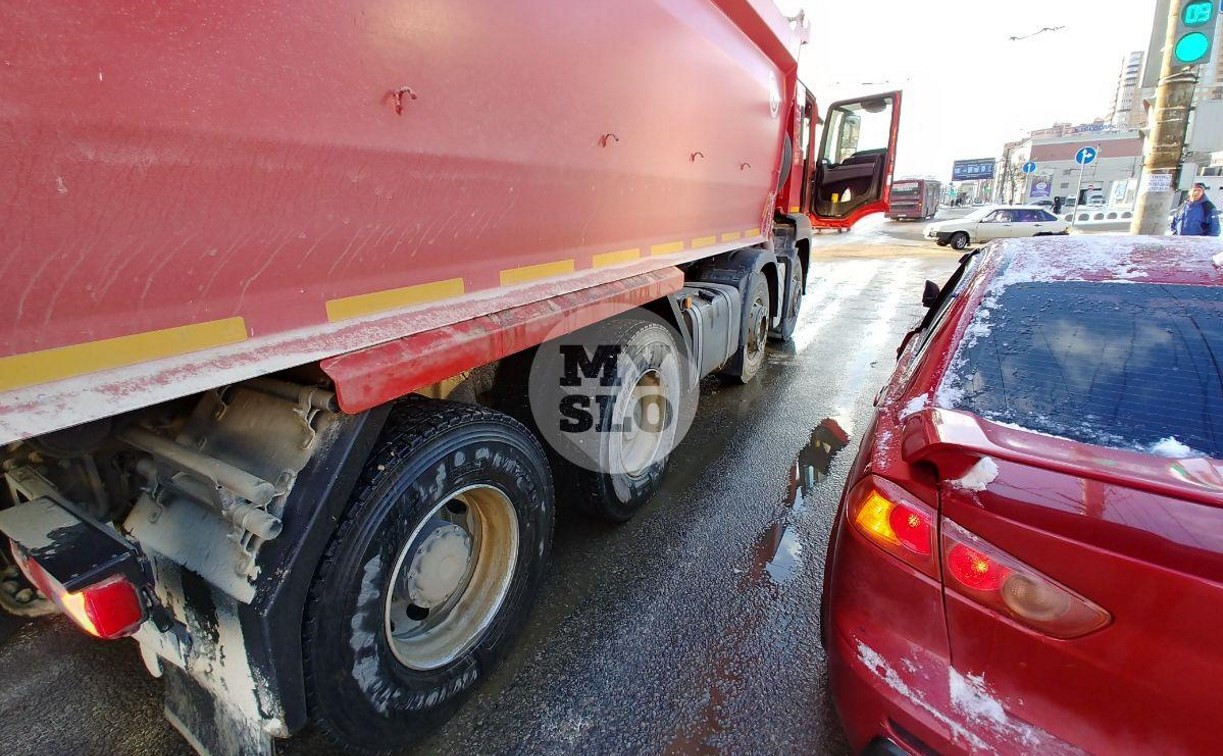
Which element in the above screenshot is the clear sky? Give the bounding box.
[774,0,1157,179]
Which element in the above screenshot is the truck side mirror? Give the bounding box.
[922,280,940,308]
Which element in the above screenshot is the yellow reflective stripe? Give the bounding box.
[649,241,685,256]
[499,259,576,286]
[744,228,760,237]
[0,317,248,391]
[720,231,742,243]
[592,248,641,268]
[325,278,465,322]
[789,206,801,213]
[691,236,717,249]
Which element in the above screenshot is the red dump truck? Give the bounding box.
[0,1,900,752]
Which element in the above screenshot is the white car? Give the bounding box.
[924,205,1071,250]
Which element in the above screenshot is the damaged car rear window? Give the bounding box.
[941,282,1223,458]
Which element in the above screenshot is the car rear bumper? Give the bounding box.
[825,515,1075,755]
[828,601,959,754]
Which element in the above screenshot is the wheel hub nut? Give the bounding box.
[406,524,473,608]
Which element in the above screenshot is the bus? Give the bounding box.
[887,178,941,220]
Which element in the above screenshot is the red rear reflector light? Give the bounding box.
[941,521,1110,639]
[13,548,146,640]
[847,476,937,577]
[946,544,1010,591]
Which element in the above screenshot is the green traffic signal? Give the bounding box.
[1174,0,1218,65]
[1183,1,1214,25]
[1176,31,1211,63]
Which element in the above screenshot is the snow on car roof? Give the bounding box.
[984,235,1223,287]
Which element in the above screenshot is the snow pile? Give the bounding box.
[1148,437,1198,458]
[990,236,1154,285]
[949,457,999,491]
[1213,251,1223,269]
[856,643,989,751]
[949,670,1046,749]
[899,395,929,420]
[933,378,966,411]
[948,669,1007,724]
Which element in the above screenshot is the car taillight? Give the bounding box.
[847,476,937,577]
[941,521,1110,639]
[12,546,146,640]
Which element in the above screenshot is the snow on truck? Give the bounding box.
[0,1,900,752]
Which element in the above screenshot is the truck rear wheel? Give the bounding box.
[564,318,685,522]
[303,398,554,753]
[772,257,805,342]
[728,275,771,384]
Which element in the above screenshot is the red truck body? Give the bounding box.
[0,0,812,443]
[0,3,903,752]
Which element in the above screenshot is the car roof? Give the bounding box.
[982,236,1223,286]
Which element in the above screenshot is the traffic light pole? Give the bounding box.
[1131,1,1200,235]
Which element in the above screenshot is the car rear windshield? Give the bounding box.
[942,282,1223,458]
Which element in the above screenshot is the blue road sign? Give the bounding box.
[1022,161,1037,174]
[1075,146,1098,165]
[952,158,996,181]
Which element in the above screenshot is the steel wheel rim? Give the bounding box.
[613,368,669,478]
[789,266,803,319]
[747,297,768,361]
[384,484,519,671]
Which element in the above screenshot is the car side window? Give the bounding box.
[1039,210,1058,221]
[980,212,998,223]
[1016,209,1041,222]
[995,210,1013,223]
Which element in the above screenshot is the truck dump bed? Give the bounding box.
[0,0,802,443]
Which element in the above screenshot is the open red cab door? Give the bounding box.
[808,91,902,230]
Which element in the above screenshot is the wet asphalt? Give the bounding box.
[0,244,960,756]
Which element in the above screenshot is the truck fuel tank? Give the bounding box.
[676,283,742,380]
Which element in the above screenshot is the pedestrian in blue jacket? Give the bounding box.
[1171,183,1220,236]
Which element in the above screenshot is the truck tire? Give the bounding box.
[303,398,554,753]
[728,274,771,384]
[772,257,805,342]
[563,318,685,522]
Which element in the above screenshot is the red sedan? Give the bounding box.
[823,237,1223,754]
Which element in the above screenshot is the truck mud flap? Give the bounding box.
[164,664,273,756]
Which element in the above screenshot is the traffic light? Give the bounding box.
[1173,0,1219,66]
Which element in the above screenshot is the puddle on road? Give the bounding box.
[743,418,850,585]
[664,419,853,752]
[760,524,802,583]
[784,418,852,513]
